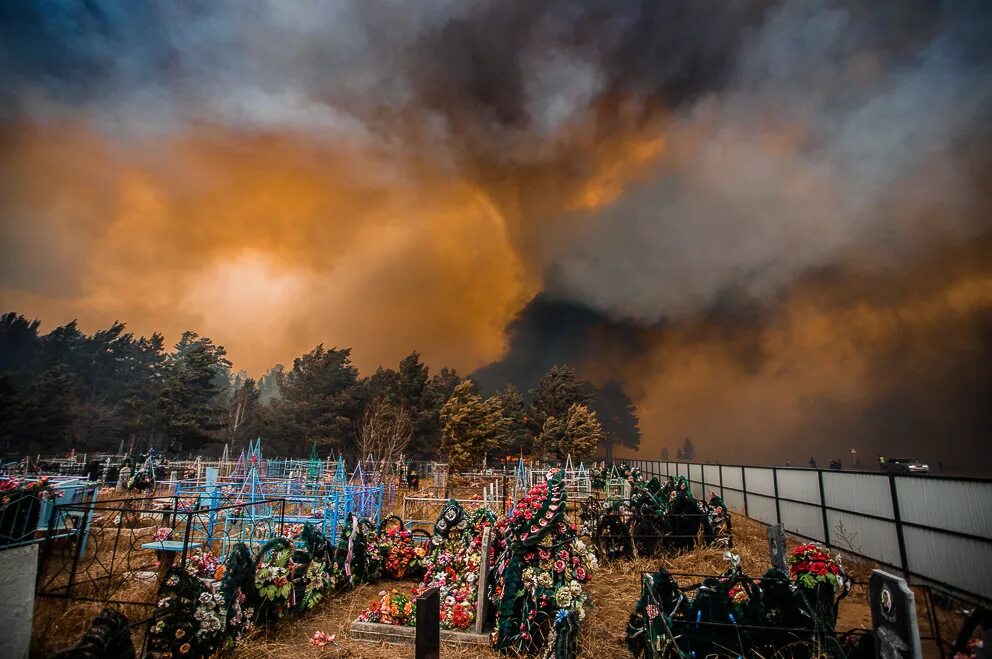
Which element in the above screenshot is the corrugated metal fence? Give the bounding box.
[624,460,992,603]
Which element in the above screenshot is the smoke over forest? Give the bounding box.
[1,1,990,470]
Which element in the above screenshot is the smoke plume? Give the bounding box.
[1,1,990,468]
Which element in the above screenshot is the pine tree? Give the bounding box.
[527,365,592,435]
[226,375,260,447]
[263,344,364,457]
[537,403,603,462]
[495,384,530,456]
[589,381,640,460]
[23,365,76,451]
[155,332,231,454]
[676,436,696,461]
[439,380,484,471]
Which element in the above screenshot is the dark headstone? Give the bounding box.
[416,586,440,659]
[870,570,923,659]
[767,522,787,573]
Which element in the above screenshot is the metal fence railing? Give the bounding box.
[622,460,992,604]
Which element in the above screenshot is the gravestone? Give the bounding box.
[474,526,493,634]
[416,586,440,659]
[767,522,787,573]
[869,570,923,659]
[116,466,132,493]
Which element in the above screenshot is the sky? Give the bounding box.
[1,1,991,470]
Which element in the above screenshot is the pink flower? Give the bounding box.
[553,559,566,573]
[646,604,660,620]
[575,567,587,581]
[310,631,335,647]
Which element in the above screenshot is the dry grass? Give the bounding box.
[33,578,158,656]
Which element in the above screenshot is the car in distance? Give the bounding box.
[881,458,929,474]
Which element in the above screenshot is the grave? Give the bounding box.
[767,522,787,573]
[348,523,493,646]
[869,570,923,659]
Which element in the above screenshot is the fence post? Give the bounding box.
[66,499,93,598]
[36,502,60,591]
[888,474,910,576]
[772,467,782,524]
[741,467,749,518]
[180,508,193,566]
[817,469,831,546]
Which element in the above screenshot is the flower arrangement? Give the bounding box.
[254,542,296,620]
[357,589,416,626]
[310,630,336,647]
[147,568,226,658]
[660,475,693,502]
[281,523,304,540]
[256,552,293,601]
[335,515,381,586]
[356,503,494,632]
[300,559,331,610]
[216,543,255,645]
[954,637,983,659]
[153,527,174,543]
[788,543,846,590]
[193,590,227,641]
[177,497,200,512]
[492,470,597,657]
[728,582,749,604]
[225,586,253,642]
[377,522,426,579]
[127,469,154,492]
[506,471,566,549]
[185,549,219,578]
[416,506,494,630]
[0,475,62,507]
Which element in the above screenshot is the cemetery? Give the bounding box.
[0,449,987,659]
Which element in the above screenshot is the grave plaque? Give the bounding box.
[767,522,787,573]
[416,586,440,659]
[474,526,493,634]
[870,570,923,659]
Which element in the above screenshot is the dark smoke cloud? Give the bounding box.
[482,232,992,472]
[1,1,991,469]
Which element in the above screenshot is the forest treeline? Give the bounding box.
[0,312,640,463]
